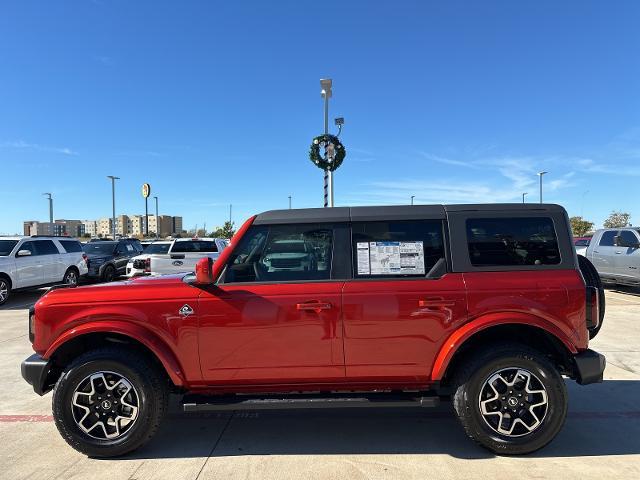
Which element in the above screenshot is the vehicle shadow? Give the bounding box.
[0,290,45,310]
[128,379,640,460]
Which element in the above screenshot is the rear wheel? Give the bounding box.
[63,268,79,286]
[102,265,116,283]
[52,347,168,457]
[453,344,567,455]
[578,255,605,339]
[0,277,10,305]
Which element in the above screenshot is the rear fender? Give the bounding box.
[44,320,186,386]
[431,312,578,381]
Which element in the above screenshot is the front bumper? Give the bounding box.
[21,354,53,396]
[574,349,606,385]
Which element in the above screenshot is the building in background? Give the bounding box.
[173,216,183,235]
[82,220,97,238]
[55,219,85,237]
[116,215,131,236]
[23,220,81,237]
[130,215,146,236]
[97,218,113,238]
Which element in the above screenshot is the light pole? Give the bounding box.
[411,195,415,205]
[153,196,159,239]
[288,195,292,209]
[538,171,548,204]
[42,193,53,223]
[522,192,528,203]
[107,176,119,239]
[320,78,333,207]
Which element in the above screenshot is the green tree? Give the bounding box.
[603,211,631,228]
[570,216,594,237]
[211,221,236,239]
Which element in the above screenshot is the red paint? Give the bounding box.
[30,218,590,393]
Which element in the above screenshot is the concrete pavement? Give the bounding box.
[1,287,639,479]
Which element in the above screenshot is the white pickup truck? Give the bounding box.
[148,238,228,275]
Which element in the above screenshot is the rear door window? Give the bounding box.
[599,231,618,247]
[172,241,218,253]
[351,220,445,278]
[466,217,560,266]
[34,240,60,255]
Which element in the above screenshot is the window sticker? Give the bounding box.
[358,241,425,275]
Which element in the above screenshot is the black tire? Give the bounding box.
[62,268,79,286]
[0,276,10,306]
[452,344,567,455]
[52,347,168,457]
[578,255,605,339]
[102,265,116,283]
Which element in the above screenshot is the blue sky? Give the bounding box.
[1,0,639,234]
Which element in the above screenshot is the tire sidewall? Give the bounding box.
[0,277,9,305]
[102,265,115,282]
[53,358,159,456]
[63,268,78,285]
[460,352,567,454]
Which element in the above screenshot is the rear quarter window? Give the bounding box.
[466,217,561,267]
[59,240,83,253]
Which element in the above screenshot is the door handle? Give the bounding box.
[296,301,332,313]
[419,299,456,308]
[593,250,599,253]
[615,251,623,254]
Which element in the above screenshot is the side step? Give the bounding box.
[182,392,440,412]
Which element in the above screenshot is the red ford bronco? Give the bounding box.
[21,204,606,457]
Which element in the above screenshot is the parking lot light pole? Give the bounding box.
[321,78,333,207]
[522,192,528,203]
[288,195,292,209]
[154,196,159,239]
[411,195,415,205]
[538,171,548,204]
[43,193,53,223]
[107,176,119,239]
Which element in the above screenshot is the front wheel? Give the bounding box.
[0,277,10,305]
[101,265,116,283]
[452,344,567,455]
[52,347,168,457]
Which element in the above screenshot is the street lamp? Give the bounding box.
[153,196,159,239]
[411,195,415,205]
[107,176,120,239]
[288,196,292,209]
[320,78,333,208]
[522,192,528,203]
[42,193,53,223]
[538,171,548,204]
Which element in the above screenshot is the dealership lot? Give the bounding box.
[1,288,639,479]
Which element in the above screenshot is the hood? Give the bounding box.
[36,273,189,306]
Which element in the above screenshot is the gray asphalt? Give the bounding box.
[1,287,639,479]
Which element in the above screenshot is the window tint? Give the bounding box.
[574,238,590,247]
[83,242,116,255]
[599,231,617,247]
[224,224,333,283]
[466,217,560,266]
[34,240,60,255]
[172,240,218,253]
[18,241,37,256]
[0,240,19,256]
[619,230,640,246]
[145,243,171,254]
[352,220,444,277]
[59,240,83,253]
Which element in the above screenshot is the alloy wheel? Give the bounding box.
[0,280,8,303]
[71,371,139,440]
[478,367,548,437]
[64,271,77,286]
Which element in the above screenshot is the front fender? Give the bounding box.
[430,312,578,381]
[44,320,186,386]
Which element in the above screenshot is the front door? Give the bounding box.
[14,241,44,288]
[197,222,345,385]
[342,219,467,382]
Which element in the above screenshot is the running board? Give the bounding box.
[182,393,440,412]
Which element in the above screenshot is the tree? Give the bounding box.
[211,221,236,239]
[570,216,594,237]
[603,211,631,228]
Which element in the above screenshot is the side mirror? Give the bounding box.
[195,257,215,285]
[16,249,32,257]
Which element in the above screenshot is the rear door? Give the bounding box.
[342,219,467,382]
[614,230,640,281]
[591,230,618,277]
[33,240,62,283]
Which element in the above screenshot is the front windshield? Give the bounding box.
[0,240,19,256]
[145,243,171,254]
[83,243,116,255]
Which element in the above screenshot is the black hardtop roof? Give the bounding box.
[254,204,566,225]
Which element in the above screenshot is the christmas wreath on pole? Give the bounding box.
[309,134,346,172]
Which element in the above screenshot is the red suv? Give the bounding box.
[21,204,605,457]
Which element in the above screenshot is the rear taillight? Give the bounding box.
[144,258,151,273]
[586,286,599,330]
[82,253,88,266]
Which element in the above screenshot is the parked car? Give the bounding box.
[148,237,227,275]
[574,236,591,256]
[22,204,605,457]
[125,241,172,277]
[82,239,143,282]
[585,228,640,286]
[0,236,88,305]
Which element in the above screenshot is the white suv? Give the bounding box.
[0,236,89,305]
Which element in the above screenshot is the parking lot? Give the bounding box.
[1,287,639,480]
